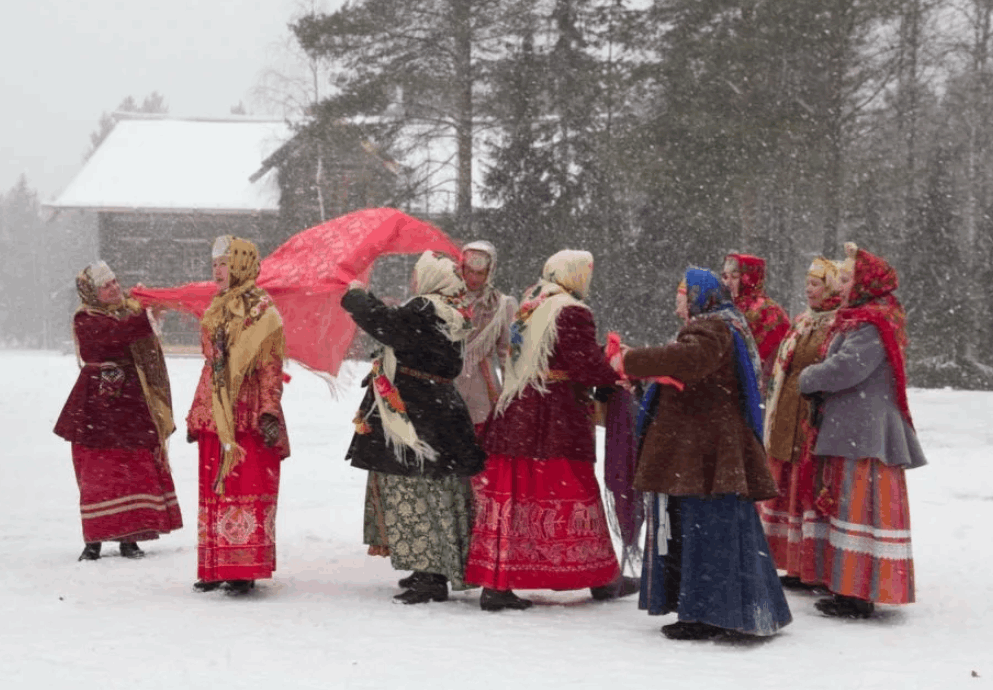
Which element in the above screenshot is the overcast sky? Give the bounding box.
[0,0,343,202]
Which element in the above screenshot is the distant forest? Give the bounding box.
[4,0,992,388]
[282,0,993,388]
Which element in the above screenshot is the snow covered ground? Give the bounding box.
[1,350,990,689]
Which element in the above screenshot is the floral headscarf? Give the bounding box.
[724,253,767,302]
[75,260,141,319]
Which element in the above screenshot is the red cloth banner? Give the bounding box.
[132,208,461,377]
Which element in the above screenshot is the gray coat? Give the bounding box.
[799,324,927,469]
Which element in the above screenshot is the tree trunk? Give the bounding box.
[453,0,473,235]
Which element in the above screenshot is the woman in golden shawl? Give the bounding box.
[758,257,843,587]
[55,261,182,561]
[187,236,289,594]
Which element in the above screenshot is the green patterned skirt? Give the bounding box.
[363,471,475,590]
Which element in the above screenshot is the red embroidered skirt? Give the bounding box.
[197,431,281,583]
[71,444,182,543]
[464,455,620,591]
[795,456,915,604]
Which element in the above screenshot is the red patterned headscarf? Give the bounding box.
[824,247,912,426]
[724,252,790,371]
[724,253,766,301]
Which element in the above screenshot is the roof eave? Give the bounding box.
[41,204,280,216]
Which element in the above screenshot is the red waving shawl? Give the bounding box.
[132,208,461,378]
[821,247,913,428]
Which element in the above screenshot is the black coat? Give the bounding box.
[342,289,486,479]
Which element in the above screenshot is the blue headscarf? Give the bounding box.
[684,267,764,441]
[635,268,765,444]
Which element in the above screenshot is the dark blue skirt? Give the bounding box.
[639,493,792,636]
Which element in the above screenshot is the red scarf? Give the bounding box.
[820,248,913,428]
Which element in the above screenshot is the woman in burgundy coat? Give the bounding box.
[464,250,636,611]
[54,261,182,561]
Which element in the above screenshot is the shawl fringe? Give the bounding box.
[495,289,587,416]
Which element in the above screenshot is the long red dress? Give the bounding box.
[187,329,289,583]
[464,306,621,591]
[55,310,182,543]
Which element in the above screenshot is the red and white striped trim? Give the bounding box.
[81,493,178,520]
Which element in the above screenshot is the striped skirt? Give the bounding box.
[757,456,814,577]
[71,444,182,543]
[797,456,915,604]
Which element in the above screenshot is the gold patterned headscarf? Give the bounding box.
[201,237,284,493]
[75,261,141,318]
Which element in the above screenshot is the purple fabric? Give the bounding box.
[604,388,644,548]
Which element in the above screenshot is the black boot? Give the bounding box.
[479,588,533,612]
[815,594,874,618]
[398,571,431,589]
[591,575,641,601]
[119,541,145,559]
[780,575,820,591]
[661,620,726,641]
[78,542,101,561]
[225,580,256,594]
[193,580,222,592]
[393,573,448,604]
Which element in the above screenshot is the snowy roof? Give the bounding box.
[48,116,292,214]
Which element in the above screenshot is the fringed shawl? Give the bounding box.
[462,240,514,376]
[495,250,594,416]
[202,238,285,493]
[367,251,472,469]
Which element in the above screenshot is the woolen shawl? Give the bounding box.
[495,249,594,416]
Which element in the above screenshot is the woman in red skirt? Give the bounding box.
[798,243,927,617]
[55,261,182,561]
[464,250,635,611]
[186,236,289,594]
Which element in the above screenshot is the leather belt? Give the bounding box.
[397,365,453,384]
